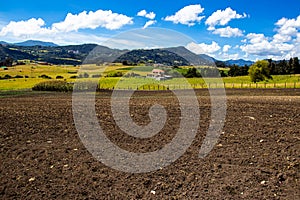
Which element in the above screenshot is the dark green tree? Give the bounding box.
[292,57,300,74]
[184,67,201,78]
[248,60,272,83]
[228,65,239,76]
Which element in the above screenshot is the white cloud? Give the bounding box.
[142,20,156,29]
[212,26,243,37]
[240,33,295,58]
[137,10,156,20]
[240,15,300,59]
[273,15,300,43]
[218,52,240,60]
[0,9,133,44]
[137,10,147,17]
[0,18,52,37]
[0,10,133,38]
[52,10,133,31]
[205,7,246,38]
[275,16,300,35]
[273,33,291,43]
[164,4,205,26]
[246,33,268,44]
[296,33,300,43]
[186,41,220,55]
[205,7,247,29]
[223,45,231,52]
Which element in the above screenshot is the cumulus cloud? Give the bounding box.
[240,33,294,58]
[0,9,133,39]
[241,15,300,59]
[245,33,267,43]
[164,4,205,26]
[52,10,133,31]
[186,41,220,55]
[212,26,243,37]
[137,10,156,20]
[218,52,240,60]
[0,18,52,37]
[273,15,300,43]
[204,8,246,38]
[223,45,231,52]
[142,20,156,29]
[205,7,247,29]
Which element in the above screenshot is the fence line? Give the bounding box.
[96,82,300,91]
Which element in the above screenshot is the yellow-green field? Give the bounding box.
[0,64,300,90]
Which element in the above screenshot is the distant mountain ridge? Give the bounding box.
[0,43,97,65]
[0,41,9,45]
[14,40,58,47]
[224,59,254,66]
[0,40,256,66]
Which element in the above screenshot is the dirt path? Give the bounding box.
[0,89,299,199]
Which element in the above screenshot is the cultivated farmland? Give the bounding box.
[0,89,299,199]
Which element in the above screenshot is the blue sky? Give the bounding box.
[0,0,299,61]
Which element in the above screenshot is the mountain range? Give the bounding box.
[0,40,58,47]
[0,40,254,66]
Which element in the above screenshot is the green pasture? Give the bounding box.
[97,75,300,90]
[0,64,299,90]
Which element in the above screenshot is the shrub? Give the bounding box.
[4,74,12,79]
[39,74,52,79]
[14,75,23,78]
[68,71,77,74]
[123,72,140,78]
[32,81,73,92]
[25,75,29,78]
[92,74,101,78]
[106,71,123,77]
[78,72,89,78]
[56,75,64,79]
[70,75,78,79]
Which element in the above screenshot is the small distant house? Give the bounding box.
[147,69,172,81]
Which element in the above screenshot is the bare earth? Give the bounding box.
[0,89,299,199]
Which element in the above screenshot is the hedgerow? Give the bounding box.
[32,81,73,92]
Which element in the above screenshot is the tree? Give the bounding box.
[248,60,272,83]
[228,65,239,76]
[183,67,201,78]
[228,65,249,77]
[292,57,300,74]
[0,57,13,67]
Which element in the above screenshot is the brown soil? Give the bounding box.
[0,89,299,199]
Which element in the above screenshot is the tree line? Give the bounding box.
[224,57,300,77]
